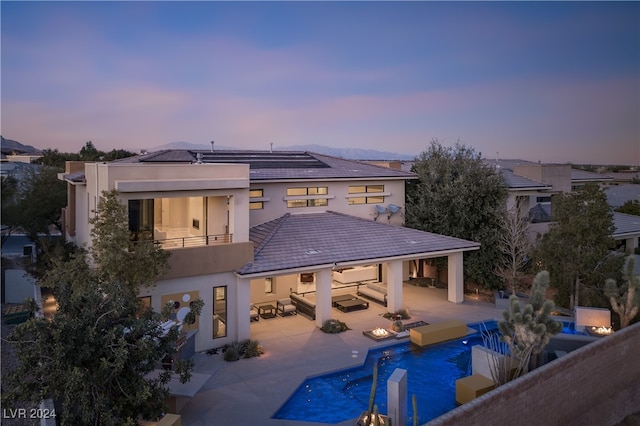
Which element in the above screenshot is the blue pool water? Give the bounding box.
[272,321,495,424]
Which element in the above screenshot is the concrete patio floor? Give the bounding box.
[180,283,503,426]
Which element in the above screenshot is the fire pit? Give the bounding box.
[585,325,614,337]
[362,327,395,342]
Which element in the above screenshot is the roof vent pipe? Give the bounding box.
[270,142,273,153]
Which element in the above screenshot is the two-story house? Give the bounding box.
[61,150,480,352]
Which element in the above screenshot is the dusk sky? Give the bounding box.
[1,1,638,165]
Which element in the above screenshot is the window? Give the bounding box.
[348,185,385,205]
[250,189,264,210]
[286,187,329,208]
[265,277,273,294]
[300,273,315,283]
[536,196,552,203]
[128,199,154,239]
[213,286,227,339]
[287,187,328,196]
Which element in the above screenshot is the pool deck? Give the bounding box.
[181,284,503,426]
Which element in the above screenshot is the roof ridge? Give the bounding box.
[253,213,291,257]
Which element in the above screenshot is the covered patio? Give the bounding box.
[235,211,480,341]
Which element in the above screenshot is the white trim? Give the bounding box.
[345,192,391,198]
[283,195,335,201]
[235,246,480,279]
[116,178,249,192]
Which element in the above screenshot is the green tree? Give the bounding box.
[534,183,617,309]
[615,200,640,216]
[405,140,508,288]
[14,166,67,240]
[2,190,202,425]
[605,256,640,328]
[1,175,21,246]
[499,270,562,372]
[35,148,80,168]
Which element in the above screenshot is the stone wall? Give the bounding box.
[427,322,640,426]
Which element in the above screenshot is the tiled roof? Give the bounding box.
[571,169,613,182]
[61,171,86,183]
[237,211,480,275]
[605,184,640,208]
[613,212,640,237]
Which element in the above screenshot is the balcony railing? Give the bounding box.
[155,233,233,249]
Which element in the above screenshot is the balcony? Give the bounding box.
[155,233,233,249]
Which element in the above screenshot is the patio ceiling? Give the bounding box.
[236,211,480,276]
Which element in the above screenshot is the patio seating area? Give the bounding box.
[181,283,504,426]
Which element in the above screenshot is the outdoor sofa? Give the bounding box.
[357,282,388,306]
[290,293,316,320]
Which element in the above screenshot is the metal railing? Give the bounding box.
[154,233,233,249]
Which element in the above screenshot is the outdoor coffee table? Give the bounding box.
[259,304,277,319]
[331,293,357,307]
[335,298,369,313]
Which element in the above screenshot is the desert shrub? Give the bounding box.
[383,308,411,320]
[320,319,350,334]
[242,339,264,358]
[222,341,242,361]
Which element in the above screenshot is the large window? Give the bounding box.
[286,187,329,208]
[213,286,227,339]
[128,199,154,239]
[348,185,385,205]
[250,189,264,210]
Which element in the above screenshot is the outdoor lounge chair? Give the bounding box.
[250,304,259,322]
[277,298,297,316]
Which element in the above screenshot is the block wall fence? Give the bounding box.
[427,322,640,426]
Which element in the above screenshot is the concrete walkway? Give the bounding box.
[180,284,503,426]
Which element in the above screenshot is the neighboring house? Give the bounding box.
[605,184,640,209]
[609,170,640,185]
[60,150,479,352]
[613,212,640,253]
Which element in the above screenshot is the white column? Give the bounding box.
[236,277,251,341]
[386,260,404,313]
[447,252,464,304]
[315,268,333,328]
[387,368,407,426]
[626,237,639,254]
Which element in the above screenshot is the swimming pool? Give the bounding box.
[272,321,494,424]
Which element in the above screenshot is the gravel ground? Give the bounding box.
[1,306,40,426]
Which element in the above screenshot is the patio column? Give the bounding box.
[447,252,464,304]
[626,236,638,254]
[386,260,403,313]
[315,268,332,328]
[236,277,251,341]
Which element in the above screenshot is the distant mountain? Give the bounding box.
[0,136,39,155]
[147,141,415,161]
[145,141,236,152]
[276,144,415,160]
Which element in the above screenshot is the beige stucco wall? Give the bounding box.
[78,162,250,247]
[248,179,407,226]
[141,271,240,351]
[513,164,572,193]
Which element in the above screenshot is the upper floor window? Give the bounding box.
[250,189,264,210]
[348,185,385,205]
[286,187,329,208]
